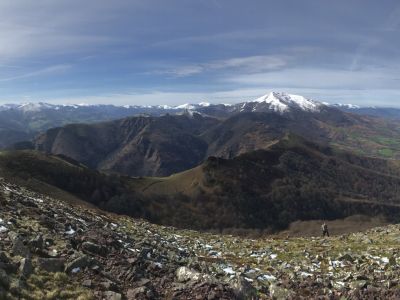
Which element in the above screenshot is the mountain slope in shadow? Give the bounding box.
[3,133,400,232]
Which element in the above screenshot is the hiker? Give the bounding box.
[321,222,329,237]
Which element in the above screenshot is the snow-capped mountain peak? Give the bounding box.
[253,92,322,113]
[198,102,211,107]
[174,103,196,110]
[18,102,58,112]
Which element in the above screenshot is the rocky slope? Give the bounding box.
[1,178,400,299]
[0,178,238,299]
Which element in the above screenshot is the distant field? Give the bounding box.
[278,214,389,237]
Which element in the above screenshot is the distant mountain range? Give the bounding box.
[331,104,400,119]
[2,92,399,117]
[1,91,392,148]
[4,91,400,167]
[24,93,400,177]
[0,102,199,148]
[4,91,400,232]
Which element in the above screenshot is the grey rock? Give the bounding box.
[350,280,367,289]
[11,237,30,258]
[104,291,122,300]
[0,252,9,263]
[82,241,106,256]
[100,280,117,291]
[37,257,65,273]
[29,235,44,250]
[19,258,33,278]
[65,255,91,273]
[176,266,212,283]
[208,290,218,300]
[230,275,258,300]
[0,268,9,288]
[338,253,354,262]
[82,279,92,288]
[127,287,147,299]
[388,256,396,266]
[269,283,293,300]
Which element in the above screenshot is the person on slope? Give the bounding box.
[321,222,329,237]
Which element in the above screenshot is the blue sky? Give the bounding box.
[0,0,400,106]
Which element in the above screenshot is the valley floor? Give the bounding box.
[1,179,400,299]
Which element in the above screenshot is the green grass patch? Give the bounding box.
[378,148,394,157]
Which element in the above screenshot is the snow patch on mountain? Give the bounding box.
[18,102,58,112]
[331,103,361,109]
[252,92,322,113]
[174,103,196,110]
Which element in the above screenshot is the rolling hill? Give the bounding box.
[3,134,400,232]
[33,113,218,176]
[130,134,400,230]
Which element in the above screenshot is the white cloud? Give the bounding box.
[225,67,400,90]
[0,1,125,61]
[159,55,289,77]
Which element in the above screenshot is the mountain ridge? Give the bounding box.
[29,100,400,176]
[3,90,399,150]
[4,133,400,231]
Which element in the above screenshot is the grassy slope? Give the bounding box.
[0,150,123,209]
[132,134,400,230]
[130,165,209,197]
[318,115,400,159]
[3,136,400,233]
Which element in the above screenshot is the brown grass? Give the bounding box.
[276,214,389,237]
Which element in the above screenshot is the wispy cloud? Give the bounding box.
[0,1,124,61]
[0,24,116,60]
[0,64,72,82]
[225,66,400,90]
[157,55,289,77]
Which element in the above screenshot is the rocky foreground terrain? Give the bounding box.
[1,178,400,299]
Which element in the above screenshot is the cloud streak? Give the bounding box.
[0,64,72,82]
[157,55,290,77]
